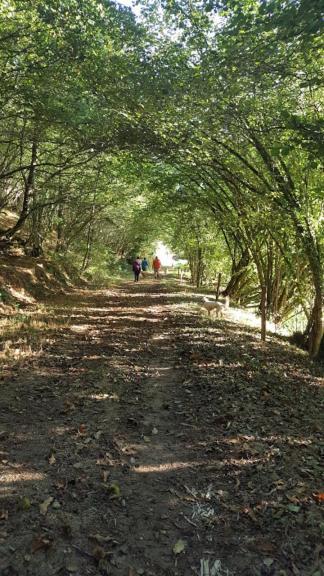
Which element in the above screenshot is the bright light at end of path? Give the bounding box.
[155,241,175,267]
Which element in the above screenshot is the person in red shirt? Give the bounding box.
[152,256,161,279]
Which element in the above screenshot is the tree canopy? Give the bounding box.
[0,0,322,356]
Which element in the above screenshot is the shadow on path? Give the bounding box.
[0,279,323,576]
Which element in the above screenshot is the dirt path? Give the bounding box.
[0,280,323,576]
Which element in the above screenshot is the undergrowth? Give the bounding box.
[0,309,69,361]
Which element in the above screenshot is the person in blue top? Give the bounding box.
[141,257,149,277]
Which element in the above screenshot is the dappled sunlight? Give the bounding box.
[49,425,73,436]
[134,461,196,473]
[133,456,263,474]
[151,333,169,340]
[108,314,161,323]
[70,323,92,333]
[0,470,45,483]
[89,392,119,401]
[226,306,289,336]
[0,278,322,576]
[0,470,45,485]
[0,341,43,361]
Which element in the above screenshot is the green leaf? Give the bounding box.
[287,504,300,513]
[173,539,187,554]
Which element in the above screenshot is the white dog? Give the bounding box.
[201,295,230,318]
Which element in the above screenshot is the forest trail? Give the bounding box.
[0,279,323,576]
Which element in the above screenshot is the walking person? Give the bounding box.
[141,257,149,278]
[132,256,141,282]
[152,256,161,279]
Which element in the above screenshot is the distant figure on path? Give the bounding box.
[141,257,149,277]
[132,256,141,282]
[152,256,161,279]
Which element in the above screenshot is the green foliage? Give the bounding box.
[0,0,322,354]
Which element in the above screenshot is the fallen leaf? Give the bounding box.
[173,539,186,554]
[101,470,109,483]
[55,479,67,491]
[31,535,52,553]
[0,509,8,521]
[245,507,258,523]
[96,453,113,466]
[287,503,300,513]
[313,492,324,502]
[39,496,54,515]
[48,453,56,465]
[89,533,114,545]
[108,482,121,498]
[92,545,106,561]
[20,496,31,511]
[78,424,87,434]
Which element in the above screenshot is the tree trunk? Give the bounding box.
[260,285,267,342]
[55,165,65,253]
[29,182,43,257]
[56,203,64,253]
[215,272,222,300]
[29,203,43,257]
[4,139,38,239]
[187,252,195,284]
[294,219,323,358]
[306,278,323,358]
[80,204,95,273]
[80,224,93,272]
[249,131,322,357]
[223,249,250,299]
[196,247,203,287]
